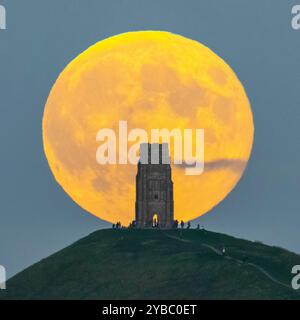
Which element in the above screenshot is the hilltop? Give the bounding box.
[1,229,300,300]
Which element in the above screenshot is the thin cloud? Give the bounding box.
[174,158,247,173]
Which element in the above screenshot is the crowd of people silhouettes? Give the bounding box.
[113,220,207,230]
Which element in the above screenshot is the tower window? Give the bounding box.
[154,194,158,200]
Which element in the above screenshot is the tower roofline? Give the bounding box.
[139,143,170,165]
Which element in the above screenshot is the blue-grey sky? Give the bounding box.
[0,0,300,278]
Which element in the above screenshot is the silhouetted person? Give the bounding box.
[173,220,179,229]
[180,220,184,229]
[112,224,115,229]
[187,221,191,229]
[221,247,226,256]
[196,224,200,230]
[116,221,122,229]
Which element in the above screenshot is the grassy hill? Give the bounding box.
[1,228,300,300]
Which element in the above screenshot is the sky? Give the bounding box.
[0,0,300,278]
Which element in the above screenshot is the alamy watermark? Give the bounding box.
[292,5,300,30]
[0,5,6,30]
[96,121,205,176]
[0,265,6,290]
[291,265,300,290]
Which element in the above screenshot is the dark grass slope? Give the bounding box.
[1,229,300,300]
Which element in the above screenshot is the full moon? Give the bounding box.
[43,31,254,225]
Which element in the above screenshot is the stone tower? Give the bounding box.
[135,143,174,229]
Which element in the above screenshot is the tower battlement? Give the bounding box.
[139,143,170,165]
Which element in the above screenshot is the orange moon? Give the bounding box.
[42,31,254,225]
